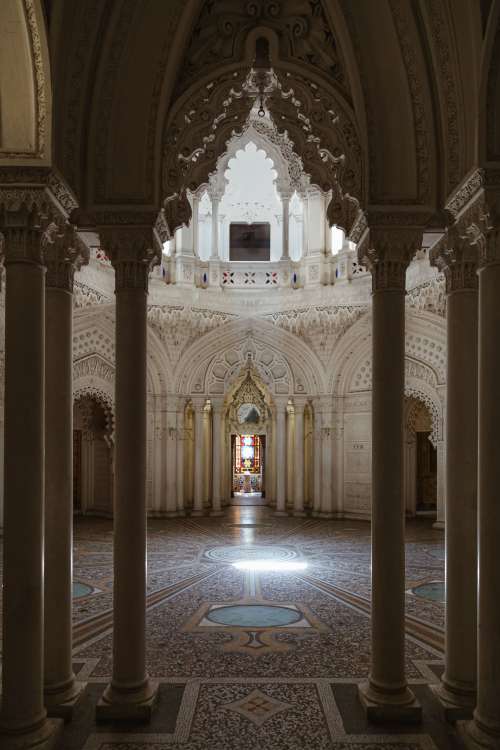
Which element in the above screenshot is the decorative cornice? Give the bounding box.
[444,168,484,222]
[44,222,90,292]
[0,169,79,222]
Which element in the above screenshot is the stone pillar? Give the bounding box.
[281,192,291,261]
[0,202,62,748]
[293,397,307,517]
[192,397,206,516]
[210,193,220,260]
[302,193,309,257]
[211,399,224,516]
[96,227,158,721]
[165,398,178,517]
[176,401,185,516]
[334,414,345,514]
[461,200,500,749]
[430,230,478,718]
[320,398,334,518]
[312,400,322,516]
[274,398,288,516]
[357,227,422,722]
[44,224,88,718]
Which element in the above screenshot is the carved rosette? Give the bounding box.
[99,226,159,292]
[358,227,423,293]
[44,222,90,292]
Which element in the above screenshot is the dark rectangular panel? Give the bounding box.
[229,222,271,261]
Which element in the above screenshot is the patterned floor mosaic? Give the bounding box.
[0,507,464,748]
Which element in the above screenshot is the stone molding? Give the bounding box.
[429,231,478,294]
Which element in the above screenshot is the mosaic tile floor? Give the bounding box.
[1,507,465,749]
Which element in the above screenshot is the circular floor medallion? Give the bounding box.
[411,581,445,603]
[205,545,298,563]
[72,582,94,598]
[206,604,302,627]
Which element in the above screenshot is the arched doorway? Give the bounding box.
[73,396,114,516]
[404,398,438,517]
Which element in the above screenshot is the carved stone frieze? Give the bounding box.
[406,277,446,317]
[263,304,367,365]
[148,305,237,366]
[74,281,112,309]
[429,228,478,294]
[444,168,484,220]
[0,199,49,266]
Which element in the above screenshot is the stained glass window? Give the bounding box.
[235,435,260,472]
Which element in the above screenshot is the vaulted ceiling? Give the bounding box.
[3,0,499,225]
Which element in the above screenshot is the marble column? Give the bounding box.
[281,193,291,261]
[357,228,422,722]
[211,399,224,516]
[44,224,88,718]
[320,407,334,518]
[461,205,500,749]
[0,203,62,748]
[210,194,220,260]
[312,401,322,516]
[274,398,288,516]
[302,193,309,257]
[176,401,185,516]
[96,228,158,721]
[293,398,307,517]
[430,232,478,718]
[192,397,206,516]
[165,398,178,517]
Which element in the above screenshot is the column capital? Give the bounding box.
[429,228,478,294]
[98,226,159,292]
[44,222,90,292]
[190,396,207,412]
[210,397,225,415]
[274,396,289,413]
[358,224,423,292]
[479,181,500,269]
[0,200,47,266]
[293,395,309,413]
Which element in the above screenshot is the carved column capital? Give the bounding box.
[44,222,90,292]
[0,198,48,266]
[478,184,500,269]
[358,226,423,292]
[210,397,225,415]
[99,226,159,292]
[429,228,478,294]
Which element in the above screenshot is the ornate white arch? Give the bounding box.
[176,317,325,396]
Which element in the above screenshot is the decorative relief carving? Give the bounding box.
[148,305,237,366]
[358,227,423,292]
[444,169,484,220]
[404,386,441,446]
[74,281,112,309]
[406,277,446,317]
[98,227,159,292]
[175,0,349,98]
[73,327,114,362]
[74,354,114,383]
[206,338,291,396]
[263,304,367,364]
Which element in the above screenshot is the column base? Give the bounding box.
[430,682,475,721]
[274,510,288,517]
[358,681,422,724]
[45,680,87,721]
[432,521,445,530]
[319,512,334,519]
[164,511,180,518]
[96,679,159,722]
[176,510,186,517]
[190,509,206,517]
[209,509,224,517]
[311,510,322,517]
[0,718,63,750]
[458,718,500,749]
[292,510,307,518]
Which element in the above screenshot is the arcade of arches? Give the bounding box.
[0,2,499,749]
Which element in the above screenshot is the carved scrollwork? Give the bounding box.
[98,226,159,292]
[44,221,90,291]
[358,227,423,292]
